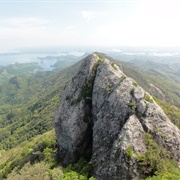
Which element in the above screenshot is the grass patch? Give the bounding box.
[136,112,143,118]
[121,75,126,80]
[71,80,93,106]
[71,97,82,106]
[107,83,113,95]
[108,84,113,88]
[62,157,94,179]
[107,90,112,95]
[95,54,103,62]
[81,80,93,99]
[136,133,179,178]
[132,82,138,87]
[145,95,154,103]
[128,102,136,110]
[111,63,118,71]
[92,57,103,75]
[126,147,133,161]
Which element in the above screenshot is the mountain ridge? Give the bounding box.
[55,53,180,180]
[0,52,179,179]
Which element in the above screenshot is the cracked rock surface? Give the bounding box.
[54,53,180,180]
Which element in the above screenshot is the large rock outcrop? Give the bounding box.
[54,53,180,179]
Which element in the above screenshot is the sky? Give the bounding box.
[0,0,180,51]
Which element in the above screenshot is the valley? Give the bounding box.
[0,51,179,180]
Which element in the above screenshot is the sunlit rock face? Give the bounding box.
[55,53,180,180]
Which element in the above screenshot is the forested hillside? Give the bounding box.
[0,62,43,84]
[0,60,81,150]
[0,54,179,180]
[0,58,94,180]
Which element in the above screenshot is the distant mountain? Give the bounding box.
[124,61,180,107]
[127,60,180,81]
[0,53,179,180]
[0,53,88,84]
[0,62,42,84]
[38,53,88,62]
[52,59,80,71]
[38,53,89,71]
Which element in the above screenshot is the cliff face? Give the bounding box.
[54,54,180,180]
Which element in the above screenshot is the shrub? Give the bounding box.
[111,63,117,71]
[95,54,103,62]
[145,95,153,103]
[61,157,94,180]
[132,82,138,87]
[7,162,50,180]
[108,84,113,88]
[121,75,126,80]
[71,97,82,106]
[126,147,133,160]
[128,102,136,110]
[82,81,93,98]
[136,133,179,178]
[108,90,112,95]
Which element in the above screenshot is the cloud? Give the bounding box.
[0,17,48,28]
[81,10,109,21]
[81,11,94,20]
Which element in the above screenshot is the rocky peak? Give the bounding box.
[54,53,180,180]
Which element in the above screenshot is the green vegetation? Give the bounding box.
[95,53,103,62]
[154,97,180,129]
[107,83,113,95]
[70,53,103,106]
[0,62,42,84]
[132,82,138,87]
[62,157,94,180]
[145,95,154,103]
[82,80,93,98]
[136,112,143,118]
[0,61,81,150]
[107,90,112,95]
[0,130,95,180]
[90,53,180,108]
[108,83,113,88]
[7,162,52,180]
[71,97,82,106]
[127,102,136,110]
[146,170,180,180]
[71,80,93,106]
[137,133,179,179]
[0,55,180,180]
[0,130,57,178]
[119,60,180,108]
[121,75,126,80]
[52,59,80,72]
[153,128,168,140]
[111,63,118,71]
[92,54,103,74]
[126,147,133,160]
